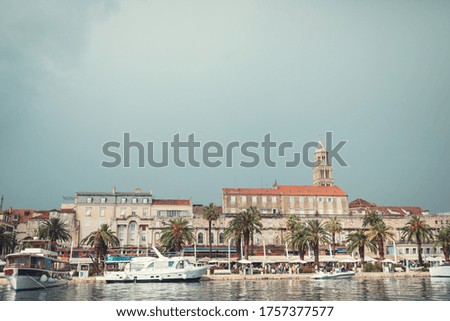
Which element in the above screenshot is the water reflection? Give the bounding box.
[0,278,449,301]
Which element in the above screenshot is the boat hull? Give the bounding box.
[430,265,450,278]
[310,271,356,280]
[97,266,209,283]
[5,268,69,291]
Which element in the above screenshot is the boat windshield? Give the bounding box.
[7,256,30,268]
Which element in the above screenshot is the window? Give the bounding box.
[290,196,295,203]
[87,197,93,203]
[252,196,257,204]
[85,208,92,216]
[121,198,127,204]
[262,196,267,203]
[100,208,105,217]
[141,235,146,242]
[318,197,323,203]
[327,198,333,203]
[131,210,137,216]
[271,196,277,203]
[230,196,236,204]
[413,248,417,254]
[231,208,236,213]
[143,210,148,216]
[406,248,410,254]
[132,198,138,204]
[143,198,149,204]
[219,233,224,244]
[85,220,90,227]
[308,197,313,203]
[241,196,247,204]
[13,214,19,221]
[100,197,107,203]
[198,233,204,244]
[120,208,126,217]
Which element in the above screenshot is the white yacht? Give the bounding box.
[429,261,450,278]
[4,248,71,291]
[97,246,210,283]
[310,269,355,280]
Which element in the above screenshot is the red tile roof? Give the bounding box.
[223,185,347,196]
[152,199,191,206]
[349,199,425,216]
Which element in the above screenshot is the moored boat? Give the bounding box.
[97,246,209,283]
[4,248,71,291]
[310,269,356,280]
[429,261,450,278]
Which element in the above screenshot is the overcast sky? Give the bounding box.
[1,0,450,213]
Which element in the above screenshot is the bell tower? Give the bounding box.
[313,139,334,186]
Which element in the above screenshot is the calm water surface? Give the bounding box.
[1,278,450,301]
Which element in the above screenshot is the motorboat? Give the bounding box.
[310,269,356,280]
[97,246,210,283]
[429,261,450,278]
[4,248,71,291]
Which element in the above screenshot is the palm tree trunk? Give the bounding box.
[244,231,250,260]
[444,247,450,261]
[378,237,385,260]
[313,242,319,268]
[359,245,365,266]
[299,245,305,260]
[331,233,336,256]
[417,237,423,266]
[208,220,212,258]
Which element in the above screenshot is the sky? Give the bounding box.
[1,0,450,213]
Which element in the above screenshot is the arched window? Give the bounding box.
[198,233,204,244]
[219,233,224,244]
[128,221,137,244]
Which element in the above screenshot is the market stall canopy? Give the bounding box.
[238,259,252,264]
[290,258,307,264]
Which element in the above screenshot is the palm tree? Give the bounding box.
[203,203,220,258]
[287,221,307,260]
[367,222,395,260]
[224,206,262,259]
[81,224,120,262]
[346,229,377,265]
[362,211,383,228]
[435,226,450,261]
[401,215,433,266]
[325,217,343,256]
[0,225,16,257]
[363,211,394,260]
[160,218,194,253]
[287,214,300,253]
[40,218,72,251]
[304,219,330,268]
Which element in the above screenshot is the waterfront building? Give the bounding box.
[74,187,193,247]
[5,208,77,246]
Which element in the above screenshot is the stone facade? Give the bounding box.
[75,187,193,247]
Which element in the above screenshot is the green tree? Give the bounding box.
[224,206,262,259]
[363,211,394,260]
[401,215,433,266]
[287,214,300,253]
[304,219,330,268]
[40,218,72,251]
[160,218,194,253]
[287,221,307,260]
[81,224,120,262]
[203,203,220,258]
[325,217,343,256]
[346,229,377,265]
[434,226,450,261]
[0,225,16,257]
